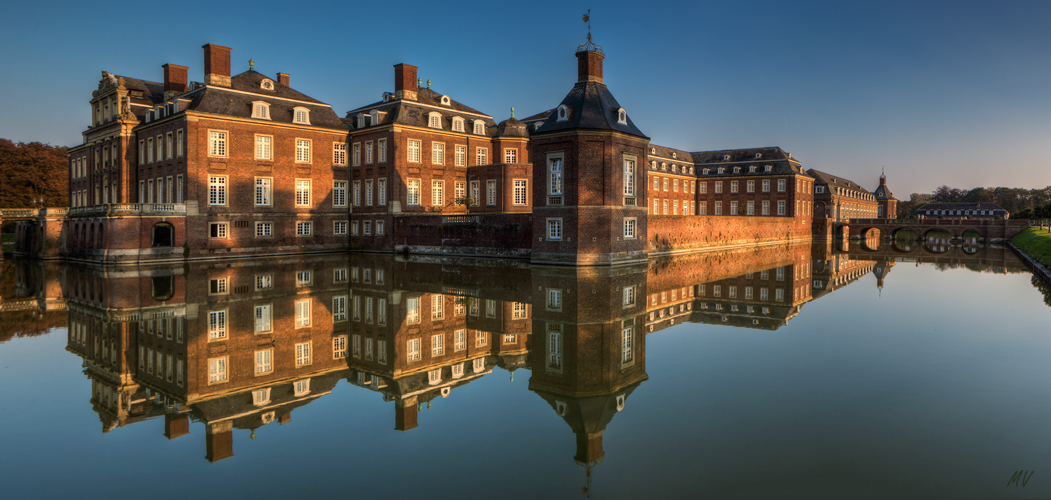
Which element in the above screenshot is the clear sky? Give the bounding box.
[1,0,1048,195]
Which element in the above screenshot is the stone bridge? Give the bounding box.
[844,218,1028,242]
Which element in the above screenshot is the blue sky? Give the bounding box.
[1,0,1048,195]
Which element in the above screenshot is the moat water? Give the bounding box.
[2,239,1051,499]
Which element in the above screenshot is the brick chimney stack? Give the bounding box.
[202,43,232,87]
[393,63,418,101]
[395,397,419,431]
[277,72,290,87]
[205,421,234,462]
[164,413,190,440]
[162,63,188,99]
[576,50,604,84]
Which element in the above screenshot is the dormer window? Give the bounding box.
[534,122,542,131]
[260,79,274,90]
[755,153,762,159]
[723,155,731,161]
[556,105,569,122]
[650,148,655,154]
[661,162,667,171]
[733,167,741,173]
[717,167,725,174]
[451,117,465,132]
[616,108,627,125]
[765,165,772,172]
[428,112,442,129]
[370,110,380,125]
[251,101,271,120]
[440,95,451,106]
[749,166,756,173]
[650,161,656,169]
[474,120,486,135]
[703,168,709,175]
[671,165,678,173]
[672,152,677,159]
[293,107,310,125]
[689,167,694,174]
[356,114,367,129]
[382,92,391,103]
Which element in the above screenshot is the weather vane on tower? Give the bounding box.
[578,9,603,53]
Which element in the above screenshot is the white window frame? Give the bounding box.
[293,107,310,125]
[295,138,312,163]
[208,130,228,157]
[295,179,311,207]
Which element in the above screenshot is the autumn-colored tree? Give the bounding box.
[0,138,69,209]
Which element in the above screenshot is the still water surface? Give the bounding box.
[2,240,1051,499]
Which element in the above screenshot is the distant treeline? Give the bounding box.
[0,138,69,210]
[897,185,1051,219]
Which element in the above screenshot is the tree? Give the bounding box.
[0,138,69,208]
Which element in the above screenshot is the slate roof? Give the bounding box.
[692,146,794,164]
[531,82,648,139]
[807,169,873,195]
[916,202,1008,212]
[647,144,693,163]
[689,147,807,177]
[183,70,345,129]
[114,75,165,107]
[873,180,895,200]
[495,116,529,138]
[345,87,496,134]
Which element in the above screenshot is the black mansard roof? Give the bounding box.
[345,87,496,133]
[531,81,648,139]
[181,71,344,129]
[873,181,895,201]
[807,169,874,195]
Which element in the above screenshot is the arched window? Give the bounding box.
[616,108,627,125]
[428,112,442,129]
[451,117,465,132]
[556,105,569,122]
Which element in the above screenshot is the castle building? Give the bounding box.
[916,202,1008,220]
[64,43,349,262]
[808,169,882,222]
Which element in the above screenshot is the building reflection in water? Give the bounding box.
[26,237,1025,474]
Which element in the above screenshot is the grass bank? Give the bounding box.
[1012,227,1051,269]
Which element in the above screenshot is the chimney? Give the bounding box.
[576,50,604,84]
[880,175,887,186]
[395,397,418,431]
[575,430,605,464]
[164,413,190,440]
[205,422,234,462]
[277,72,289,87]
[162,63,188,99]
[202,43,232,87]
[393,63,418,101]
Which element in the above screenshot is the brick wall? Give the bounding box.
[648,214,811,254]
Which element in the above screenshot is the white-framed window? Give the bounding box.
[513,179,527,205]
[455,145,466,166]
[624,218,637,239]
[470,180,480,206]
[432,180,444,206]
[547,289,563,310]
[378,138,387,162]
[333,296,347,322]
[731,201,738,215]
[622,325,634,363]
[252,101,271,119]
[816,185,824,194]
[208,357,228,383]
[295,179,311,206]
[352,143,361,166]
[763,179,770,192]
[253,134,273,160]
[208,131,227,157]
[295,299,311,328]
[428,112,442,129]
[504,148,517,164]
[715,201,723,215]
[378,178,387,206]
[623,157,636,196]
[255,304,273,333]
[333,336,347,359]
[255,349,273,375]
[548,155,564,195]
[778,179,786,192]
[731,181,738,193]
[353,180,361,207]
[407,179,421,205]
[209,277,228,294]
[334,221,348,235]
[166,132,173,159]
[747,180,755,193]
[295,139,311,163]
[762,200,770,216]
[455,181,466,203]
[293,379,310,396]
[333,143,347,165]
[556,104,569,121]
[747,200,755,215]
[176,129,184,157]
[699,201,707,215]
[407,338,421,362]
[293,107,310,125]
[334,181,347,207]
[208,310,227,340]
[365,141,373,164]
[406,296,420,324]
[487,180,497,206]
[210,222,228,238]
[617,107,627,125]
[476,147,488,165]
[297,270,312,286]
[432,142,445,165]
[452,116,465,132]
[699,182,707,194]
[473,121,485,135]
[296,221,312,236]
[623,286,636,306]
[778,200,786,215]
[547,218,563,240]
[256,274,273,290]
[408,139,421,163]
[715,181,722,194]
[431,334,444,356]
[295,341,312,366]
[254,177,272,206]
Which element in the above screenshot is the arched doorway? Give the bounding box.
[152,222,174,247]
